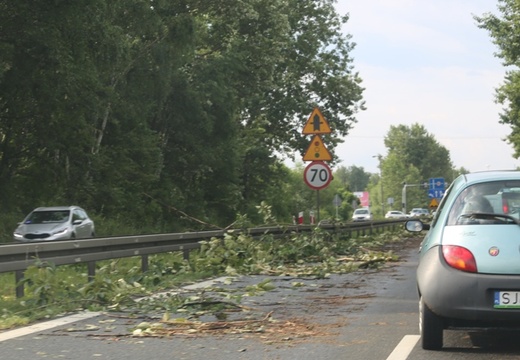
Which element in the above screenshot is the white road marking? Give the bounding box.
[0,276,232,342]
[386,335,421,360]
[0,311,101,342]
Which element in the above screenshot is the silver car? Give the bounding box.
[13,206,95,242]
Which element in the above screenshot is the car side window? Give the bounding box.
[447,188,469,225]
[430,183,453,228]
[72,210,85,222]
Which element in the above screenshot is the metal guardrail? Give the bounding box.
[0,220,404,297]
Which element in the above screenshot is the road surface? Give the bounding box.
[2,237,520,359]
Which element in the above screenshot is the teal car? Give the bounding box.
[406,171,520,350]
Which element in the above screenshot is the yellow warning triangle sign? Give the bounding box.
[303,135,332,161]
[429,198,439,208]
[302,107,331,134]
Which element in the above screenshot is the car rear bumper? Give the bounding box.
[418,245,520,326]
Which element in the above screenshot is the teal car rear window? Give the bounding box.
[447,181,520,226]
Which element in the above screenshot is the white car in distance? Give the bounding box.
[385,210,409,219]
[352,207,372,221]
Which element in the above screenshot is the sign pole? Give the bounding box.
[317,190,320,222]
[302,107,332,223]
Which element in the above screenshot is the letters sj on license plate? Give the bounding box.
[494,291,520,308]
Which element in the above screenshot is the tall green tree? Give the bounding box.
[374,124,454,214]
[187,0,365,219]
[0,1,109,212]
[0,0,365,233]
[476,1,520,159]
[334,165,371,191]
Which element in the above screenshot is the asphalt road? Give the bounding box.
[2,237,520,359]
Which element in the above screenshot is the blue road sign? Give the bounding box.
[428,178,445,199]
[428,189,444,198]
[429,178,445,191]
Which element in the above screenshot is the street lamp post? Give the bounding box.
[401,182,428,214]
[373,154,385,217]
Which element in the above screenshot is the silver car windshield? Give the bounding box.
[447,181,520,225]
[25,210,70,224]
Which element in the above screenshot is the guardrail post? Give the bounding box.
[87,261,96,282]
[15,270,24,298]
[141,255,149,272]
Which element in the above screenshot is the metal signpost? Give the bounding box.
[402,177,446,214]
[302,107,333,222]
[333,194,342,218]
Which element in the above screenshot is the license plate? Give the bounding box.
[494,291,520,308]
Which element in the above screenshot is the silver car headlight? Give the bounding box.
[52,228,69,236]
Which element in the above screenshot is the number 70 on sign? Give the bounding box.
[304,161,333,190]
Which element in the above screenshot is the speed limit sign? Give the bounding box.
[304,161,332,190]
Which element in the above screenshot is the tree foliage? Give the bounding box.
[369,124,454,216]
[476,1,520,158]
[0,0,364,234]
[334,165,371,192]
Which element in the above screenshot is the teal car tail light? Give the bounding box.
[442,245,477,273]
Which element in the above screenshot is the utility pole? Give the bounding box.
[373,154,385,216]
[402,183,407,214]
[402,182,428,214]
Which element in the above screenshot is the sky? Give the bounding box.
[329,0,519,174]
